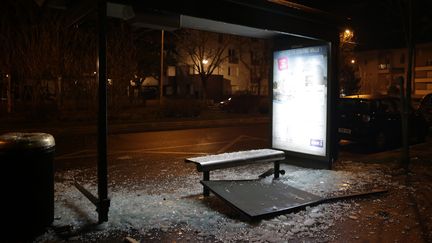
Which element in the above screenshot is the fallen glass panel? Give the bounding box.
[201,180,322,220]
[201,179,387,220]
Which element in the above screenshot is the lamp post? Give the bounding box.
[160,30,164,104]
[401,0,413,171]
[339,28,358,96]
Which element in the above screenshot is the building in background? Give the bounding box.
[355,42,432,98]
[414,43,432,97]
[173,29,271,100]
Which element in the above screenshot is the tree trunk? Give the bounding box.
[201,77,208,100]
[258,78,262,96]
[56,76,62,110]
[7,74,12,113]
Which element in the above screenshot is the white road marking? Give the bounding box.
[56,136,264,160]
[216,135,247,153]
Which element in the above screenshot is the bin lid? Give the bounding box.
[0,132,55,151]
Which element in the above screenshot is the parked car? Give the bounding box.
[141,86,158,99]
[419,93,432,126]
[219,94,269,114]
[338,94,429,150]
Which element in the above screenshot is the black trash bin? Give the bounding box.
[0,132,55,240]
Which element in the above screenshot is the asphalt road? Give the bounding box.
[54,124,270,172]
[54,124,431,172]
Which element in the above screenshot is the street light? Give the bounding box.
[202,59,209,64]
[342,28,354,42]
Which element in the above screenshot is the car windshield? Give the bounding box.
[339,98,371,113]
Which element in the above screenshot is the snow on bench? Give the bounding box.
[185,149,286,196]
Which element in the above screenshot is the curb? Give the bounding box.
[0,117,271,136]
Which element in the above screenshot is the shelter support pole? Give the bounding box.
[72,0,110,224]
[97,0,110,223]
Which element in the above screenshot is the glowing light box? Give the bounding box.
[272,45,328,157]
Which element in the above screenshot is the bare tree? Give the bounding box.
[135,30,163,79]
[0,1,14,113]
[0,0,139,118]
[175,29,229,99]
[61,25,98,110]
[238,38,273,96]
[106,21,137,111]
[1,1,68,114]
[0,0,99,114]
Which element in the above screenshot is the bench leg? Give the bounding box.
[274,161,280,179]
[203,171,210,196]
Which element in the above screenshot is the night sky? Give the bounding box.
[292,0,432,50]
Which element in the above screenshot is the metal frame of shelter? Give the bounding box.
[73,0,110,223]
[60,0,342,223]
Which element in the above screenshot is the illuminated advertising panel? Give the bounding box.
[272,45,328,157]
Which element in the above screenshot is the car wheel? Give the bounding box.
[374,131,387,150]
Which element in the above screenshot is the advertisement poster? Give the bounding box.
[272,45,328,156]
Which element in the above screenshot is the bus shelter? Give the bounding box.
[50,0,342,222]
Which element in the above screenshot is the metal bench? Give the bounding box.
[185,149,286,196]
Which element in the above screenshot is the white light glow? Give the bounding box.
[272,46,328,156]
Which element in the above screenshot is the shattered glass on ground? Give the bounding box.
[34,158,427,243]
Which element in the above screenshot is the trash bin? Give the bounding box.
[0,132,55,240]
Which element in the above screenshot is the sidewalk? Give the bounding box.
[30,141,432,243]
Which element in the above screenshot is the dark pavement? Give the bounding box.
[1,111,431,242]
[0,109,270,136]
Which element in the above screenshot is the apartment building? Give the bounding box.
[176,29,271,99]
[355,42,432,98]
[415,43,432,96]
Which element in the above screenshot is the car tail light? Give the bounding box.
[362,114,371,122]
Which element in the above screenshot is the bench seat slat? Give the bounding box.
[185,149,285,172]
